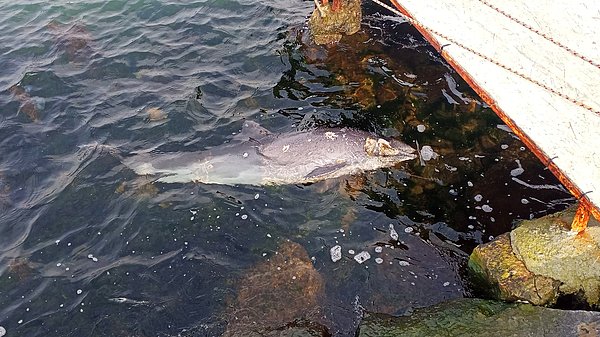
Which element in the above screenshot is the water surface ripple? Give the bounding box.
[0,1,571,336]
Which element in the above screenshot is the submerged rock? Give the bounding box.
[223,241,327,336]
[308,0,362,45]
[358,298,600,337]
[469,205,600,306]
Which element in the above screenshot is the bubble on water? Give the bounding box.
[474,194,483,202]
[354,251,371,264]
[521,198,529,204]
[420,145,437,161]
[0,326,6,337]
[416,124,426,132]
[17,320,22,324]
[482,204,493,212]
[399,260,410,266]
[242,152,249,158]
[467,224,474,229]
[500,144,508,150]
[374,246,383,253]
[254,193,260,199]
[330,245,342,263]
[443,281,450,287]
[241,214,248,220]
[404,227,414,233]
[348,249,355,255]
[77,289,83,295]
[375,257,383,264]
[467,181,473,187]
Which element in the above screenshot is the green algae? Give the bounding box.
[358,298,600,337]
[511,206,600,306]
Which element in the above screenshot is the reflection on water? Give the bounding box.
[0,1,572,336]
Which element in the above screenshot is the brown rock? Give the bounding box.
[308,0,362,45]
[223,241,326,336]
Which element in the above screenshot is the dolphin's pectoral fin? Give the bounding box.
[233,120,272,142]
[305,162,347,179]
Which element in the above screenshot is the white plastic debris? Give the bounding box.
[482,204,493,213]
[354,251,371,264]
[474,194,483,202]
[330,245,342,263]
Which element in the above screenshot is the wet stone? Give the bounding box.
[468,233,559,305]
[511,205,600,306]
[469,205,600,306]
[358,298,600,337]
[223,241,326,336]
[308,0,362,45]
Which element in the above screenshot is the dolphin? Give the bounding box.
[123,121,416,186]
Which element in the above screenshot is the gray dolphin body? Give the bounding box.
[124,122,416,186]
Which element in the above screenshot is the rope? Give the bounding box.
[477,0,600,70]
[369,0,600,117]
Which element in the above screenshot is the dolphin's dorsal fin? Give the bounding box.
[305,162,347,179]
[233,120,272,142]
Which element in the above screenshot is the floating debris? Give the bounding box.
[330,245,342,262]
[374,246,383,253]
[417,124,426,132]
[375,257,383,264]
[0,326,6,337]
[354,251,371,264]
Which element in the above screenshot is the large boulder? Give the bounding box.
[469,205,600,306]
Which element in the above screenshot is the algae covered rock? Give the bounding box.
[469,205,600,306]
[223,241,327,336]
[511,206,600,306]
[358,298,600,337]
[308,0,362,45]
[468,233,559,305]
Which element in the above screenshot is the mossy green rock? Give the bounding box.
[308,0,362,45]
[511,206,600,306]
[468,233,559,305]
[358,298,600,337]
[469,205,600,306]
